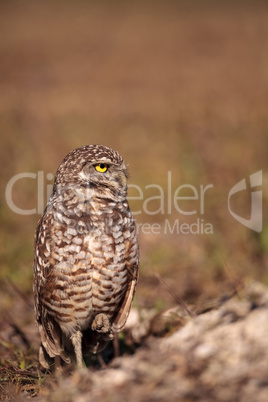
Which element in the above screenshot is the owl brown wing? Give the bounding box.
[112,230,139,333]
[111,276,137,332]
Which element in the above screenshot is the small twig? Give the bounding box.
[10,322,31,350]
[113,333,120,358]
[222,260,245,297]
[154,270,196,318]
[97,354,107,368]
[6,279,33,308]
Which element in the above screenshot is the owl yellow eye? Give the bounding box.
[94,163,109,173]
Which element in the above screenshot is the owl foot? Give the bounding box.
[91,313,111,334]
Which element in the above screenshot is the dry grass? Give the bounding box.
[0,0,268,398]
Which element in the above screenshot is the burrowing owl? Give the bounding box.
[33,145,139,369]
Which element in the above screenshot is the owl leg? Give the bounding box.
[71,330,84,369]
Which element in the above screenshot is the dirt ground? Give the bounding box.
[0,0,268,400]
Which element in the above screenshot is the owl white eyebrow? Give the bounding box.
[97,157,112,162]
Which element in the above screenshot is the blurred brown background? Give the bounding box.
[0,0,268,317]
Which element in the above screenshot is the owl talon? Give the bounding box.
[91,313,111,333]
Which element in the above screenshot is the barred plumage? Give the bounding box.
[33,145,139,369]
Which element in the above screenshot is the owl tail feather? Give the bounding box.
[38,319,71,369]
[112,279,137,332]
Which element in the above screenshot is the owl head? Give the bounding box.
[53,145,129,201]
